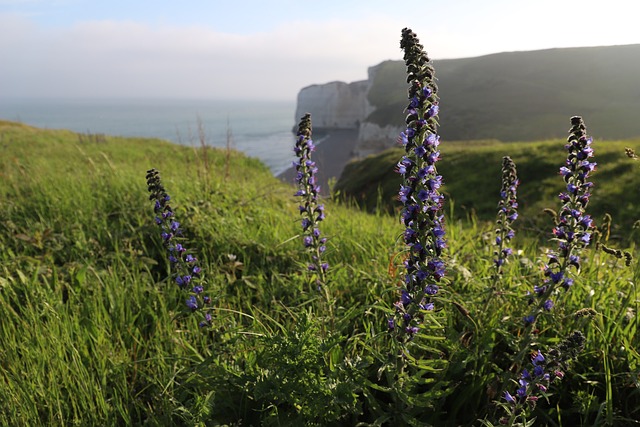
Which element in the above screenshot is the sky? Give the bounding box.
[1,0,639,101]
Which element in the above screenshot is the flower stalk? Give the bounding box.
[493,156,519,277]
[293,114,331,316]
[501,331,586,426]
[146,168,212,327]
[390,28,446,341]
[525,116,596,326]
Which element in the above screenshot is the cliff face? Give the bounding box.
[353,122,402,158]
[295,80,369,129]
[294,64,402,159]
[352,63,403,157]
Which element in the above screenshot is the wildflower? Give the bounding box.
[294,113,329,289]
[186,295,198,311]
[504,391,516,404]
[146,168,211,326]
[494,156,519,275]
[504,331,586,413]
[525,117,595,324]
[390,28,446,341]
[388,318,395,330]
[505,350,551,407]
[199,312,212,328]
[574,307,597,318]
[424,284,439,295]
[625,147,638,159]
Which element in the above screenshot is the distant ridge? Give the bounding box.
[366,44,640,141]
[293,44,640,187]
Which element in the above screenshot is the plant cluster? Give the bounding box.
[156,28,636,426]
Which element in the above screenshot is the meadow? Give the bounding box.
[1,30,639,426]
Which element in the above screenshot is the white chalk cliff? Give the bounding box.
[295,81,368,129]
[295,64,403,160]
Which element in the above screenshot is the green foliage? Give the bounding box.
[250,314,360,425]
[0,120,638,425]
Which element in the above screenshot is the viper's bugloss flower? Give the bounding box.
[504,350,551,407]
[293,114,329,287]
[504,331,586,414]
[494,156,519,275]
[504,391,516,404]
[146,168,212,327]
[390,28,446,341]
[186,295,198,311]
[525,117,596,326]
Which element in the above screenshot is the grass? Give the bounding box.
[0,120,638,425]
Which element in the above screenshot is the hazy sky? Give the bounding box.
[1,0,638,100]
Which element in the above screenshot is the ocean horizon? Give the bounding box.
[0,98,298,176]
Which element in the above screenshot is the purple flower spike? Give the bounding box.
[493,156,519,277]
[503,331,586,419]
[293,114,330,288]
[525,117,596,320]
[146,168,212,327]
[390,28,447,342]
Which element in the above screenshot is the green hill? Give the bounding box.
[335,136,640,241]
[366,44,640,141]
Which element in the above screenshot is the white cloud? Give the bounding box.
[0,13,409,100]
[3,4,637,101]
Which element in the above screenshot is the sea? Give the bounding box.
[0,98,298,176]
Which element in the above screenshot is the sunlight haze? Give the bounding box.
[1,0,638,100]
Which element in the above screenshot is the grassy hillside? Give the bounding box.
[0,120,638,425]
[0,120,403,425]
[335,136,640,242]
[366,44,640,141]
